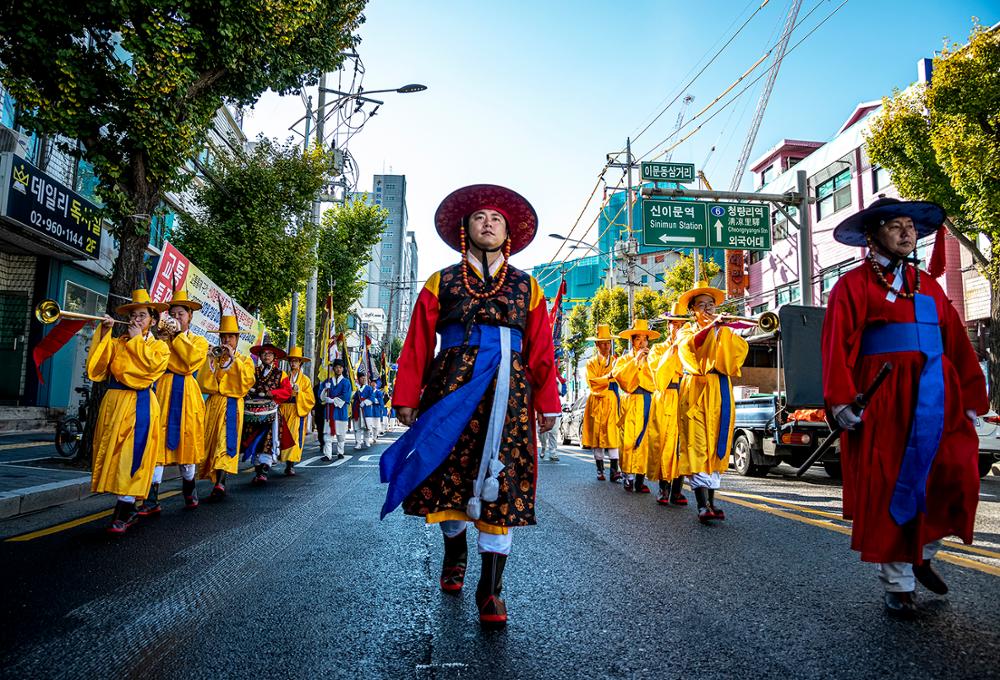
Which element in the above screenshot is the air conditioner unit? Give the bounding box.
[0,125,29,157]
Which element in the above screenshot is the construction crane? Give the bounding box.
[729,0,803,191]
[663,95,694,162]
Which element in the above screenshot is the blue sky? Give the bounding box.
[244,0,998,283]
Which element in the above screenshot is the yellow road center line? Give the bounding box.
[0,441,51,451]
[716,494,852,536]
[5,491,182,542]
[936,551,1000,577]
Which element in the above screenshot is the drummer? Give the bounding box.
[278,346,316,476]
[244,339,294,485]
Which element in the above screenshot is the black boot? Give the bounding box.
[440,530,468,593]
[284,461,296,476]
[708,488,724,520]
[670,477,688,506]
[476,552,508,627]
[182,477,199,509]
[595,459,606,481]
[609,458,621,482]
[695,487,712,524]
[657,480,670,505]
[210,471,227,499]
[913,560,948,595]
[634,474,650,494]
[136,483,161,516]
[107,500,138,534]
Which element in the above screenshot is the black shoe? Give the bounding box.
[623,479,634,492]
[440,530,468,593]
[136,482,161,516]
[476,552,508,627]
[913,561,948,595]
[182,477,199,508]
[883,591,918,618]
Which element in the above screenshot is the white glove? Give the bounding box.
[363,399,373,407]
[966,409,977,423]
[322,395,333,405]
[832,404,863,431]
[333,398,345,408]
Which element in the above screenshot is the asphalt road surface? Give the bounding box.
[1,431,998,680]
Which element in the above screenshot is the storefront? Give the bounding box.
[0,151,110,410]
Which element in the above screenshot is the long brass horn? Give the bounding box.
[757,311,780,333]
[34,299,126,325]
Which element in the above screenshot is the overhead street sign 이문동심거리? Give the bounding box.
[639,161,695,184]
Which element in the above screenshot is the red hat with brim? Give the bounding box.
[250,343,286,360]
[434,184,538,255]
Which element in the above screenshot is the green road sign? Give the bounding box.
[707,202,771,251]
[640,162,695,184]
[641,199,707,247]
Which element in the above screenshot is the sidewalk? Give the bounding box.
[0,430,94,519]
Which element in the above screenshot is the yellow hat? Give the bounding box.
[619,318,660,341]
[286,346,311,363]
[115,289,168,316]
[166,289,202,312]
[208,315,243,334]
[587,323,615,342]
[676,280,725,315]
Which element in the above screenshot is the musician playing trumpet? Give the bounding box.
[197,314,255,498]
[675,281,748,524]
[138,290,209,515]
[87,289,170,534]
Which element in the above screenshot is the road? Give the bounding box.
[1,432,998,680]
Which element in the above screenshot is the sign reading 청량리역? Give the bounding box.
[1,153,102,259]
[707,202,771,251]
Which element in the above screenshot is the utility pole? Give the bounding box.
[304,72,328,378]
[289,95,313,353]
[607,138,639,322]
[796,169,813,305]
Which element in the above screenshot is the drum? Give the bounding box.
[244,398,277,424]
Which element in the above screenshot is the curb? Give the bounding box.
[0,466,182,520]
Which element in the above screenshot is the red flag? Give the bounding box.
[549,278,567,325]
[32,319,88,384]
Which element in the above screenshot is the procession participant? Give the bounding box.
[370,378,384,440]
[318,358,352,460]
[822,197,987,617]
[244,340,294,485]
[380,381,392,434]
[137,290,208,515]
[612,319,660,493]
[645,305,688,506]
[351,370,376,449]
[581,323,621,481]
[87,289,170,534]
[676,281,749,523]
[278,346,316,476]
[380,184,560,627]
[197,313,255,499]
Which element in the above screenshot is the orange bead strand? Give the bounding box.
[460,224,511,300]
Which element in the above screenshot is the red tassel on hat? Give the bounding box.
[928,226,946,279]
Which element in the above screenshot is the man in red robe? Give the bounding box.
[379,184,561,627]
[821,197,987,618]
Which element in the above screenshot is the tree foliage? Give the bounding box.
[590,287,629,353]
[173,139,336,313]
[317,196,388,315]
[660,254,722,307]
[0,0,366,301]
[866,21,1000,405]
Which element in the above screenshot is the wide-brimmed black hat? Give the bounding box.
[833,197,945,247]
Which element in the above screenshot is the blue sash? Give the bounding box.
[633,387,652,449]
[379,324,522,520]
[166,371,185,451]
[716,374,732,459]
[861,293,945,525]
[107,377,151,476]
[298,415,306,449]
[225,397,239,457]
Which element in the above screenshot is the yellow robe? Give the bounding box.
[644,340,684,482]
[197,352,256,478]
[155,331,209,466]
[87,327,170,497]
[612,350,657,475]
[279,371,315,463]
[677,323,749,476]
[582,353,621,449]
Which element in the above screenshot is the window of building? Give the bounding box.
[787,157,802,169]
[816,169,852,220]
[641,275,648,284]
[640,256,647,265]
[64,280,107,316]
[770,205,796,243]
[386,219,394,225]
[872,165,891,193]
[655,273,664,283]
[751,302,769,315]
[820,259,856,304]
[385,183,396,190]
[760,164,776,186]
[749,249,766,265]
[775,281,801,307]
[386,195,396,201]
[654,254,665,264]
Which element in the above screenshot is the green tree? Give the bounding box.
[590,287,629,353]
[389,336,404,363]
[174,139,336,313]
[317,196,389,315]
[0,0,365,307]
[865,21,1000,405]
[660,254,722,307]
[564,303,590,401]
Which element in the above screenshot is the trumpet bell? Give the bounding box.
[758,311,780,333]
[35,299,61,324]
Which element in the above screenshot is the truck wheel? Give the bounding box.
[732,433,756,476]
[823,461,842,479]
[979,456,996,479]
